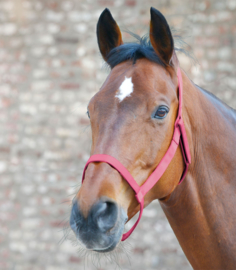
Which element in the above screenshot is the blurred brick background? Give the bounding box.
[0,0,235,269]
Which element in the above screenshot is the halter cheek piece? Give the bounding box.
[82,67,191,241]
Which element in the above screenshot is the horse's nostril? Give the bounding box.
[70,198,119,239]
[94,200,118,233]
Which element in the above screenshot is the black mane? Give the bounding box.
[106,31,192,68]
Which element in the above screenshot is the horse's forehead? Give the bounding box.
[113,63,169,101]
[92,60,172,109]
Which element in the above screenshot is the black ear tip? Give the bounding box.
[150,7,159,15]
[103,8,111,13]
[150,7,165,20]
[101,8,112,17]
[150,7,156,14]
[99,8,113,22]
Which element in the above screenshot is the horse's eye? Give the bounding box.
[153,106,169,119]
[87,110,90,119]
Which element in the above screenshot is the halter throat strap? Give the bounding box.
[82,67,191,241]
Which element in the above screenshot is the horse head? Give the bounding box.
[70,7,185,252]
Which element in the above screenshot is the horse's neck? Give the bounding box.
[160,70,236,270]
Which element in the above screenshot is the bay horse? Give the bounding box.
[70,7,236,270]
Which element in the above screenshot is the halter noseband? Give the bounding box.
[81,67,191,241]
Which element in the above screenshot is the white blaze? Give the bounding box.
[115,76,133,102]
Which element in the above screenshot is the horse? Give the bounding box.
[69,7,236,270]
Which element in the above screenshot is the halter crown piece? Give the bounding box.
[82,67,191,241]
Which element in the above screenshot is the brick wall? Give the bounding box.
[0,0,235,269]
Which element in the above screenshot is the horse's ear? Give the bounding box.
[149,7,174,65]
[97,8,123,61]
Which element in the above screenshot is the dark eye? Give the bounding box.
[153,106,169,119]
[87,110,90,119]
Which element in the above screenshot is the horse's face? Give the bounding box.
[70,8,184,252]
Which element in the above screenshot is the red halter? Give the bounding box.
[82,67,191,241]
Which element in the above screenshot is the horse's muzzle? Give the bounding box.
[70,197,127,252]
